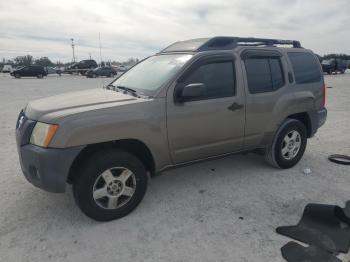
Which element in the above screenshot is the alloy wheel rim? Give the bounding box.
[281,130,301,160]
[92,167,136,209]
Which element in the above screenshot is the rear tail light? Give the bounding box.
[322,80,326,107]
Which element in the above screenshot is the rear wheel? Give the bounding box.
[73,149,148,221]
[37,74,43,78]
[265,119,307,169]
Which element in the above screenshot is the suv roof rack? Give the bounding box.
[161,36,302,53]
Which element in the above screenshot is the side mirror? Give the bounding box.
[176,83,205,102]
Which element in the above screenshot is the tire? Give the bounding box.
[14,73,21,78]
[73,149,148,221]
[93,74,97,78]
[265,118,307,169]
[37,74,43,79]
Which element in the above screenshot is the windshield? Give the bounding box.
[111,54,193,96]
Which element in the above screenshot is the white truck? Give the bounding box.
[2,65,13,73]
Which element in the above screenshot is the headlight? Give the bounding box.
[30,122,59,148]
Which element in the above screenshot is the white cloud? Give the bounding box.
[0,0,349,62]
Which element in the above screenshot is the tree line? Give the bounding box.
[1,55,55,67]
[1,55,140,68]
[323,54,350,60]
[2,53,348,68]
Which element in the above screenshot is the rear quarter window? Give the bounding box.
[288,52,321,84]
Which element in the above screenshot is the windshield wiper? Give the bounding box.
[106,84,141,97]
[116,85,137,94]
[105,83,115,90]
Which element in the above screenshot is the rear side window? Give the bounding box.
[183,61,235,99]
[244,57,284,94]
[288,52,321,84]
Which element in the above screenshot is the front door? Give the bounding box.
[21,67,30,76]
[166,54,246,164]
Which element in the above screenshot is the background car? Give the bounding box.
[117,65,129,72]
[321,58,347,74]
[45,67,62,75]
[86,67,117,78]
[67,60,98,75]
[10,65,47,78]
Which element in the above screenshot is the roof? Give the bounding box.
[160,36,302,53]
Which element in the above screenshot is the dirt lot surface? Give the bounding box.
[0,72,349,261]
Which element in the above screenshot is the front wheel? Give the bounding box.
[37,74,43,78]
[73,149,148,221]
[265,119,307,169]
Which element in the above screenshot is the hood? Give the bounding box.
[25,88,140,122]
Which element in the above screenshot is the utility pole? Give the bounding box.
[89,53,92,60]
[71,38,76,63]
[99,32,102,67]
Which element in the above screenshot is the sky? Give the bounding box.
[0,0,349,63]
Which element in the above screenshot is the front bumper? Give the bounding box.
[16,111,83,193]
[18,144,83,193]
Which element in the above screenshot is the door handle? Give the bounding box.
[228,102,244,111]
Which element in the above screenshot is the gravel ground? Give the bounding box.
[0,72,349,262]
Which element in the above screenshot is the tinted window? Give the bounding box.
[183,61,235,99]
[270,58,284,89]
[244,58,284,93]
[288,52,321,84]
[245,59,272,93]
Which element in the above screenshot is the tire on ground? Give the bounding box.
[73,149,148,221]
[265,118,307,169]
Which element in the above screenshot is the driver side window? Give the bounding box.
[183,61,236,100]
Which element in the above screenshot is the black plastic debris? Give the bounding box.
[328,154,350,165]
[281,242,341,262]
[277,204,350,253]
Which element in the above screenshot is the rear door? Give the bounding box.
[241,49,293,148]
[166,54,246,164]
